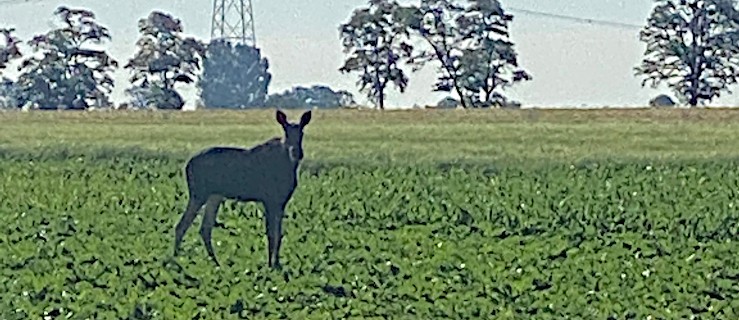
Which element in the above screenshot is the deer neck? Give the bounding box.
[279,142,302,168]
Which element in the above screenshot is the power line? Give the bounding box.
[508,6,644,30]
[1,0,645,31]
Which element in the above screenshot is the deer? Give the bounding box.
[173,109,312,269]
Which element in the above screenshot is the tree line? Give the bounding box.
[340,0,739,109]
[339,0,531,109]
[2,0,739,110]
[0,7,204,110]
[0,6,354,110]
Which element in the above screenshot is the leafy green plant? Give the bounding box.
[1,152,738,319]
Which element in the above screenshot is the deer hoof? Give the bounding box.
[214,221,228,229]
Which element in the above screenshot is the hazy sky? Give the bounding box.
[2,0,737,108]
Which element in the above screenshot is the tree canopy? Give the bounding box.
[198,40,272,109]
[124,11,206,110]
[635,0,739,107]
[267,85,355,109]
[339,0,418,110]
[14,6,118,110]
[408,0,530,108]
[0,28,22,71]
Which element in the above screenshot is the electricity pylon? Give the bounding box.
[205,0,269,109]
[210,0,256,46]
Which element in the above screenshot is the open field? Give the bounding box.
[3,108,739,163]
[1,108,739,319]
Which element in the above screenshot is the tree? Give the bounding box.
[454,0,531,107]
[408,0,467,106]
[649,93,676,107]
[0,28,23,108]
[15,6,118,110]
[267,85,355,109]
[338,0,418,110]
[635,0,739,107]
[198,39,271,109]
[408,0,530,108]
[0,78,19,108]
[125,11,206,110]
[0,27,22,71]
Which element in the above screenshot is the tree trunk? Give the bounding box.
[378,86,385,110]
[454,85,468,108]
[687,6,705,107]
[372,42,385,110]
[421,34,469,108]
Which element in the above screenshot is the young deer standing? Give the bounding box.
[173,109,312,269]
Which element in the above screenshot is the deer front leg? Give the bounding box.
[264,201,285,269]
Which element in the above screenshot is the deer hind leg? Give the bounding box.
[264,201,286,269]
[174,195,207,256]
[200,195,224,266]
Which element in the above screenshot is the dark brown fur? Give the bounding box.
[173,110,312,269]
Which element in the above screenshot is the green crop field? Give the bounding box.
[1,108,739,319]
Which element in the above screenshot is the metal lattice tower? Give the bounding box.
[211,0,257,46]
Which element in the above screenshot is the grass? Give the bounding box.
[2,108,739,164]
[2,108,739,318]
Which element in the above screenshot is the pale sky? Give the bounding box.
[2,0,738,108]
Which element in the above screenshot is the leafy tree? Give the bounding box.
[15,6,118,110]
[267,85,355,109]
[454,0,531,107]
[0,78,22,108]
[198,39,271,109]
[338,0,418,110]
[408,0,530,108]
[408,0,467,106]
[125,11,206,110]
[649,93,676,107]
[435,96,459,108]
[635,0,739,107]
[0,28,23,108]
[0,27,22,71]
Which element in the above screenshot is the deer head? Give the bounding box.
[276,109,312,162]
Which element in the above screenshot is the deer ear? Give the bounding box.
[276,109,288,127]
[299,110,312,127]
